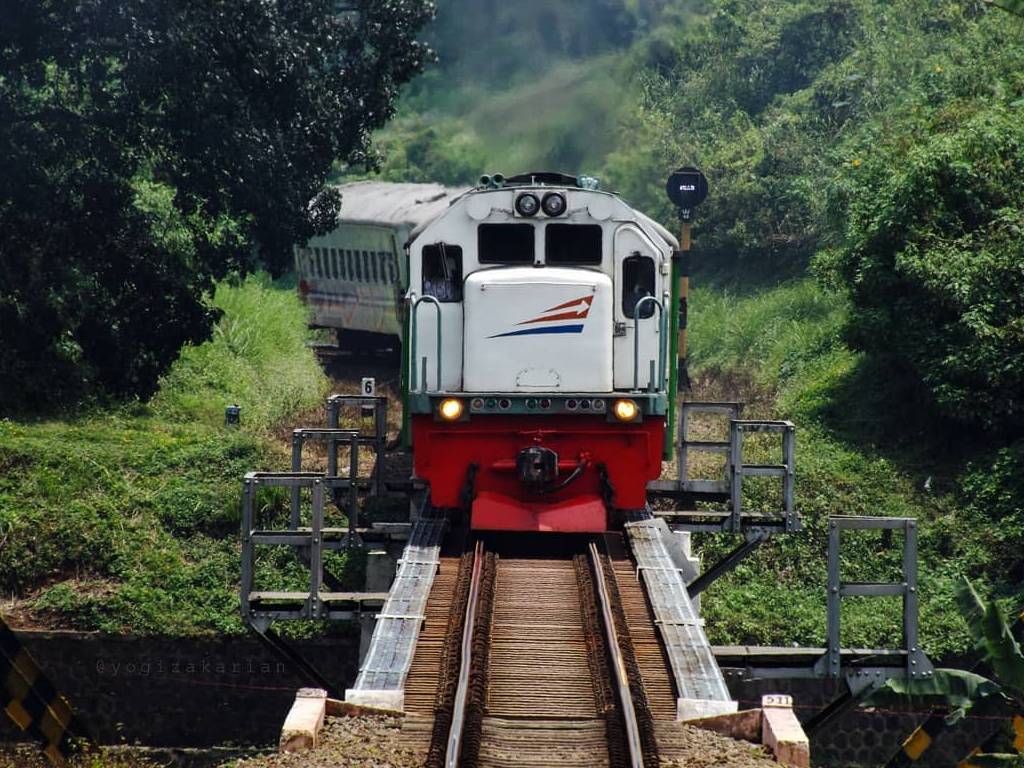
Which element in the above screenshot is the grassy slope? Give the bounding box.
[688,279,1022,658]
[0,274,329,635]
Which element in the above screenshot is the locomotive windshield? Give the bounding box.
[478,224,534,264]
[546,224,602,265]
[422,243,463,302]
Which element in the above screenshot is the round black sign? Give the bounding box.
[665,167,708,210]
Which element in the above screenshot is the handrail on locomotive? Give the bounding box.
[409,293,442,393]
[632,295,666,393]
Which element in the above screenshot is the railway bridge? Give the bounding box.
[236,393,931,767]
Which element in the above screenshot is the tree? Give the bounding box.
[816,107,1024,431]
[0,0,433,409]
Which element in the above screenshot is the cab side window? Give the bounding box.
[622,253,655,319]
[422,243,463,302]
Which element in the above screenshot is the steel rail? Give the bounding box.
[589,541,645,768]
[444,540,484,768]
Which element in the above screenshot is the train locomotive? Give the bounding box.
[405,172,681,533]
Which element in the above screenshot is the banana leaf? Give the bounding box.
[864,669,1009,725]
[957,579,1024,697]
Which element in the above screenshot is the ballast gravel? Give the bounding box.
[226,715,423,768]
[217,714,779,768]
[0,715,779,767]
[657,722,778,767]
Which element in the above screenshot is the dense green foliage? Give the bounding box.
[372,0,1024,436]
[341,0,690,182]
[611,0,1024,429]
[818,108,1024,430]
[0,0,432,409]
[688,281,1024,656]
[1,0,1022,659]
[154,275,329,431]
[0,277,327,634]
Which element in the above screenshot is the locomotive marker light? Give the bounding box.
[541,192,567,217]
[664,166,709,391]
[438,398,465,421]
[612,398,640,422]
[515,192,540,217]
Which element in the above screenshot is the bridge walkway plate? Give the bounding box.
[625,511,738,721]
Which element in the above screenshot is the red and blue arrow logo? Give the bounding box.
[489,295,593,338]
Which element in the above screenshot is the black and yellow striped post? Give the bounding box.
[888,714,950,767]
[677,219,691,389]
[1,614,94,766]
[957,717,1023,768]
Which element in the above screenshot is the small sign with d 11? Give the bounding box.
[665,166,709,216]
[361,377,376,397]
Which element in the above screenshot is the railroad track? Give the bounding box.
[408,536,663,768]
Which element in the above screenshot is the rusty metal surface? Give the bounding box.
[610,558,679,720]
[589,543,644,768]
[401,556,462,715]
[445,543,485,768]
[486,558,600,720]
[402,532,722,767]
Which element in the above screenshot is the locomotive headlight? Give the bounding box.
[515,193,540,217]
[612,399,639,422]
[541,192,567,217]
[438,398,465,421]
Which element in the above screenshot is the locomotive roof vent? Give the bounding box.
[478,171,599,190]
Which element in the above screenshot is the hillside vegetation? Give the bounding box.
[0,0,431,410]
[0,276,328,634]
[360,0,1024,657]
[689,281,1021,655]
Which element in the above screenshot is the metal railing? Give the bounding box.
[728,419,797,533]
[410,295,442,392]
[663,402,799,533]
[326,394,388,496]
[632,295,666,392]
[818,516,932,682]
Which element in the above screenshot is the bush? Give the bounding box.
[817,107,1024,430]
[688,279,847,390]
[0,277,328,635]
[153,273,329,431]
[0,0,432,410]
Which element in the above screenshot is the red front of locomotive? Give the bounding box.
[412,405,665,532]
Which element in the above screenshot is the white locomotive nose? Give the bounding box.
[462,267,614,394]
